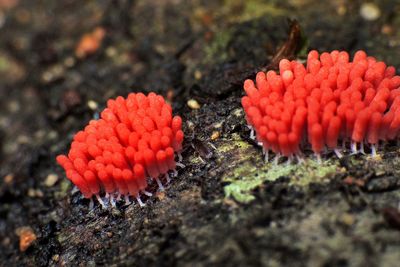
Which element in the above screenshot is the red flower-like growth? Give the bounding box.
[242,50,400,162]
[56,92,184,207]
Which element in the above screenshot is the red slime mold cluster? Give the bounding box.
[242,50,400,162]
[56,92,184,207]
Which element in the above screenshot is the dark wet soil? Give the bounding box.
[1,0,400,266]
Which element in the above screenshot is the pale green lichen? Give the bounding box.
[224,163,296,203]
[219,136,340,203]
[217,138,251,154]
[289,159,339,187]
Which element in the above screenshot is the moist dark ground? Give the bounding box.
[1,0,400,266]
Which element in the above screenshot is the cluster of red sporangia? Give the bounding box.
[56,92,184,208]
[242,50,400,162]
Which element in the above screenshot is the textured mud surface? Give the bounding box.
[1,0,400,266]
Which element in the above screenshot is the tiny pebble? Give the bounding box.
[211,131,220,140]
[63,57,75,68]
[186,120,195,131]
[75,27,105,58]
[42,65,65,83]
[106,46,117,57]
[52,254,60,262]
[339,213,355,226]
[156,191,165,201]
[381,24,393,35]
[233,108,243,117]
[187,99,201,109]
[17,135,30,144]
[87,100,98,110]
[194,70,202,80]
[15,226,37,252]
[45,174,58,187]
[47,130,58,140]
[360,3,381,21]
[28,188,44,198]
[375,169,386,176]
[4,173,14,184]
[212,121,223,129]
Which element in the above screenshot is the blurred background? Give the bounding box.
[1,0,400,266]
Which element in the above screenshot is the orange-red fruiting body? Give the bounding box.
[56,92,184,207]
[242,50,400,161]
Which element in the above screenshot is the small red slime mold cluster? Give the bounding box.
[242,50,400,162]
[56,92,184,207]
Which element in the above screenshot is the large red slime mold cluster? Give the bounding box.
[242,50,400,162]
[56,92,184,207]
